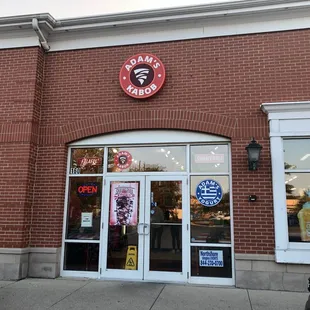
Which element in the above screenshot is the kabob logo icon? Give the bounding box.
[119,53,166,99]
[133,68,150,86]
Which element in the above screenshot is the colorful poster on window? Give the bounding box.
[109,182,138,226]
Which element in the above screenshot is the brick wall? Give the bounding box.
[2,28,310,254]
[0,47,44,248]
[30,145,67,247]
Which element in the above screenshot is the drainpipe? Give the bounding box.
[32,18,50,51]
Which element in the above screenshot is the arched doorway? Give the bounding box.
[61,130,234,285]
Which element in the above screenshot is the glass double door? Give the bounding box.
[101,175,188,282]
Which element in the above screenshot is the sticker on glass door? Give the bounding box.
[107,181,140,270]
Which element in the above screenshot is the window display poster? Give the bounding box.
[81,212,93,227]
[199,250,224,267]
[109,183,138,226]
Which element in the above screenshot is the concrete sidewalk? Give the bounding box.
[0,279,308,310]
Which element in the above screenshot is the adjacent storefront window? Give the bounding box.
[283,139,310,170]
[284,139,310,243]
[107,146,186,172]
[262,102,310,264]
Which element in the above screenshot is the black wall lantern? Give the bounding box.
[245,138,262,170]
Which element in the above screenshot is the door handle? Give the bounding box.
[144,224,150,235]
[138,223,145,235]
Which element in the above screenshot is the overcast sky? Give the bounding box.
[0,0,239,19]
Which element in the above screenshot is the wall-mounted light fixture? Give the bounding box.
[245,138,262,171]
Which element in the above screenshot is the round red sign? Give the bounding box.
[114,151,133,170]
[119,53,166,99]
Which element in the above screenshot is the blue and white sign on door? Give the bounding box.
[196,179,223,207]
[199,250,224,267]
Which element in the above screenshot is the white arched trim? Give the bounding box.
[69,130,230,146]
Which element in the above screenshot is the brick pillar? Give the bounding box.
[0,47,44,280]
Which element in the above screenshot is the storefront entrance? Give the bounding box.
[61,130,234,286]
[101,176,188,282]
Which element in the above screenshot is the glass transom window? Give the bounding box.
[108,146,186,172]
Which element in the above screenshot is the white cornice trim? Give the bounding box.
[0,30,39,49]
[261,102,310,114]
[53,0,310,31]
[1,0,309,31]
[2,0,310,51]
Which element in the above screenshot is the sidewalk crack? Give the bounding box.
[247,289,254,310]
[47,280,92,309]
[0,281,17,289]
[149,284,166,310]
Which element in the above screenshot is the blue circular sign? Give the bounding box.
[196,179,223,207]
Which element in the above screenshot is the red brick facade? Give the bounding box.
[0,48,44,248]
[2,29,310,254]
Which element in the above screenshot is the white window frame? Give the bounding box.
[261,101,310,264]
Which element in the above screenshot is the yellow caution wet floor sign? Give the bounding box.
[125,246,137,270]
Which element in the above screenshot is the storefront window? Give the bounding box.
[66,177,102,240]
[70,148,104,174]
[191,145,229,173]
[63,136,232,279]
[190,176,230,244]
[284,139,310,243]
[262,102,310,264]
[107,146,186,172]
[283,139,310,170]
[285,172,310,242]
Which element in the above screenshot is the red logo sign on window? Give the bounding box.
[119,53,166,99]
[114,151,133,170]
